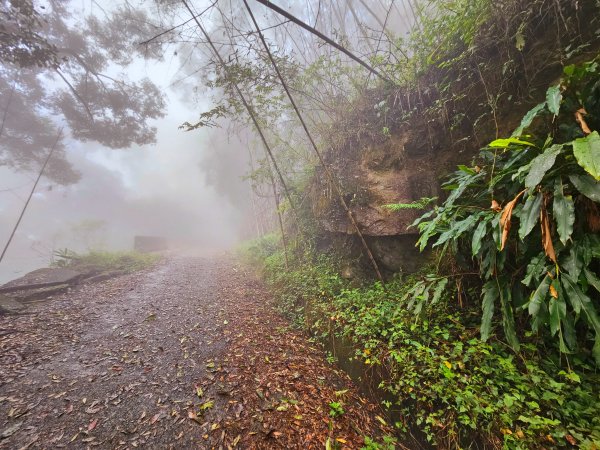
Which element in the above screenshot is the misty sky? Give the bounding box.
[0,1,244,283]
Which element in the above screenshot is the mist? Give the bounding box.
[0,42,251,283]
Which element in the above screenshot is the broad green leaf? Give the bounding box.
[518,192,542,240]
[561,244,585,281]
[569,173,600,202]
[512,102,546,137]
[562,274,600,333]
[499,281,519,350]
[522,253,547,287]
[481,280,498,341]
[431,278,449,305]
[524,145,563,188]
[584,268,600,294]
[573,131,600,180]
[562,274,600,366]
[472,220,488,256]
[548,281,565,336]
[546,85,562,116]
[528,275,551,316]
[553,180,575,245]
[433,214,479,247]
[489,137,536,148]
[457,165,476,174]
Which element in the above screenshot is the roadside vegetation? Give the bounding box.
[52,249,159,274]
[239,53,600,450]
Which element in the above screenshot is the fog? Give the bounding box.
[0,0,412,283]
[0,39,250,283]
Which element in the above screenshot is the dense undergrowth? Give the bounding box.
[240,59,600,450]
[241,240,600,449]
[52,249,159,274]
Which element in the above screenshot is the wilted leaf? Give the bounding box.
[500,190,525,250]
[573,131,600,180]
[188,410,202,425]
[540,205,556,263]
[87,418,98,431]
[575,108,592,135]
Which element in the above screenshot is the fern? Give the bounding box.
[384,197,437,211]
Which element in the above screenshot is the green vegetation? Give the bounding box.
[52,249,159,274]
[239,59,600,449]
[242,236,600,449]
[409,60,600,364]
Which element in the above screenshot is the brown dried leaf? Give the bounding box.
[549,284,558,299]
[490,200,502,212]
[575,108,592,135]
[499,190,526,250]
[540,205,557,263]
[87,418,98,431]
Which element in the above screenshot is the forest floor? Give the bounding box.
[0,255,393,449]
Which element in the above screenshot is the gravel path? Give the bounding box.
[0,255,394,449]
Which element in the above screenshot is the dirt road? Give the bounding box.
[0,256,392,449]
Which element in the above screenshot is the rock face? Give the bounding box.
[0,268,82,293]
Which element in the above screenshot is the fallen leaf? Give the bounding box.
[0,422,23,438]
[87,419,98,432]
[150,413,160,424]
[187,410,202,425]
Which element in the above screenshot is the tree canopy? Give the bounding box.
[0,0,167,184]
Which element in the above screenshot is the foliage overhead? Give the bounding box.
[0,0,167,184]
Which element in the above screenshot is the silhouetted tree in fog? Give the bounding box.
[0,0,167,184]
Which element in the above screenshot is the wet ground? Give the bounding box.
[0,255,393,449]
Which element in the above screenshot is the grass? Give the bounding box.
[52,249,160,274]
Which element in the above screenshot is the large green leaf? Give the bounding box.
[522,253,547,287]
[518,192,542,240]
[562,273,600,365]
[512,102,546,137]
[433,214,479,247]
[528,275,551,316]
[569,173,600,202]
[546,85,562,116]
[499,281,520,350]
[561,244,586,281]
[489,137,536,148]
[524,144,563,188]
[549,281,565,336]
[562,274,600,332]
[584,268,600,294]
[471,220,488,256]
[481,280,498,341]
[553,180,575,245]
[573,131,600,180]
